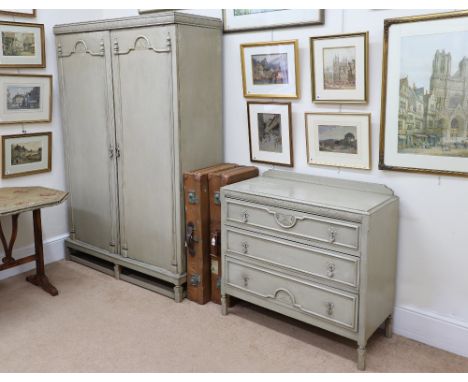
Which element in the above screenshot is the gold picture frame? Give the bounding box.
[0,73,52,125]
[240,40,300,99]
[224,9,324,33]
[305,112,371,170]
[2,132,52,178]
[138,9,176,14]
[310,31,369,104]
[380,10,468,177]
[247,101,294,167]
[0,20,45,68]
[0,10,36,17]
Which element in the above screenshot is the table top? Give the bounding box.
[0,187,69,216]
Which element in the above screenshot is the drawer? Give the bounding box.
[225,258,358,331]
[225,199,360,253]
[225,228,359,289]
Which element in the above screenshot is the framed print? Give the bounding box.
[310,32,368,103]
[247,101,293,167]
[0,74,52,125]
[306,112,371,170]
[0,21,45,68]
[241,40,299,99]
[2,132,52,178]
[224,9,323,33]
[0,10,36,17]
[380,11,468,177]
[138,9,175,14]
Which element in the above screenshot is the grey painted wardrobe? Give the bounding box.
[54,12,223,301]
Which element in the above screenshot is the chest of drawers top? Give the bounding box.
[221,170,397,217]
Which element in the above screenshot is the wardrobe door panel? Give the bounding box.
[57,32,119,253]
[111,26,176,270]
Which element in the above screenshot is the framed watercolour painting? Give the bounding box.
[0,10,36,17]
[306,112,371,170]
[310,32,368,103]
[0,21,45,68]
[241,40,299,99]
[247,102,293,167]
[2,132,52,178]
[0,74,52,125]
[224,9,323,33]
[380,11,468,177]
[138,9,175,14]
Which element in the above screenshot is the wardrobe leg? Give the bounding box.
[114,264,121,280]
[174,285,183,303]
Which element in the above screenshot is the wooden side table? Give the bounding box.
[0,187,68,296]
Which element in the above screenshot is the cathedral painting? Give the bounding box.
[323,46,356,90]
[398,31,468,158]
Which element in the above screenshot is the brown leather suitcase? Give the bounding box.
[208,165,259,304]
[183,163,238,304]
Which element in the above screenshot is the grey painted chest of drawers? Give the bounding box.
[220,170,399,370]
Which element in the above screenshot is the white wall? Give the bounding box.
[0,10,104,280]
[2,8,466,358]
[221,9,468,357]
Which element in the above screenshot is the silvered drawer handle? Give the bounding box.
[274,212,297,229]
[275,212,297,228]
[328,227,337,243]
[326,302,334,316]
[241,241,249,254]
[241,210,249,223]
[326,262,335,278]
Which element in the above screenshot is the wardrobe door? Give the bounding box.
[57,32,119,253]
[111,26,177,271]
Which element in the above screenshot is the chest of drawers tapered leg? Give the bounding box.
[220,170,399,371]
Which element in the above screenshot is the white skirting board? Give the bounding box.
[394,305,468,358]
[0,234,68,281]
[0,235,466,359]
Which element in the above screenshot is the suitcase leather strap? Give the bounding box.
[185,222,197,256]
[210,231,220,257]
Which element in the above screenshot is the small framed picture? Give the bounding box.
[0,74,52,125]
[241,40,299,99]
[310,32,368,103]
[0,10,36,17]
[223,9,323,33]
[2,132,52,178]
[306,112,371,170]
[0,21,45,68]
[247,101,293,167]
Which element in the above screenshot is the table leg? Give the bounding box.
[26,209,58,296]
[0,214,19,265]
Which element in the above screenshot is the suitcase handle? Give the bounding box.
[185,222,197,256]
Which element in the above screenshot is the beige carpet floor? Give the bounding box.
[0,260,467,373]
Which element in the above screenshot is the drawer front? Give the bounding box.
[225,228,359,289]
[225,199,360,253]
[225,258,358,331]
